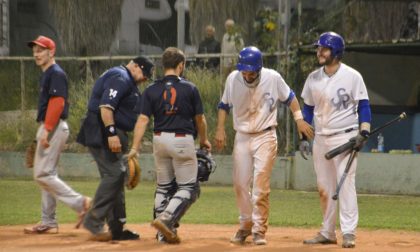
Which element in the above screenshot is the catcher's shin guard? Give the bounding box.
[154,179,178,219]
[166,182,199,225]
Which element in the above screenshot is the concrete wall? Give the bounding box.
[1,152,420,195]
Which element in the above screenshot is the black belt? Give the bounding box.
[328,127,357,136]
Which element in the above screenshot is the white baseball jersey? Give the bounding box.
[221,67,291,133]
[301,63,368,136]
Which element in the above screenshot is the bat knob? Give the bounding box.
[332,195,338,200]
[400,112,407,119]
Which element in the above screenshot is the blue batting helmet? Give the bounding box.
[314,32,345,58]
[237,46,263,72]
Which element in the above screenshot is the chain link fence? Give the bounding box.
[0,52,305,155]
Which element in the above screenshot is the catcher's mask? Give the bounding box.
[196,149,216,182]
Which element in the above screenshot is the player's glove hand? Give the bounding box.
[124,156,141,190]
[352,130,369,151]
[25,140,37,168]
[299,140,311,160]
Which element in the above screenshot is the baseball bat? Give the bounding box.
[332,149,357,200]
[325,112,407,160]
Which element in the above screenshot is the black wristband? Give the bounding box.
[105,125,117,137]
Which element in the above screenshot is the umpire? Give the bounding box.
[77,56,154,241]
[127,47,211,244]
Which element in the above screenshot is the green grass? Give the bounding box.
[1,179,419,231]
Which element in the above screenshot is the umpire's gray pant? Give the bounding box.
[83,147,126,235]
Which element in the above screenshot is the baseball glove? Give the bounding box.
[25,140,37,168]
[125,156,141,190]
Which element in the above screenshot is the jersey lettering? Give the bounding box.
[163,82,178,115]
[109,89,118,99]
[331,88,350,110]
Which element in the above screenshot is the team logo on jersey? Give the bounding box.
[262,93,276,112]
[163,82,178,115]
[331,88,350,110]
[109,89,118,99]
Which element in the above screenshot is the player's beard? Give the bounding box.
[319,55,334,66]
[243,73,261,88]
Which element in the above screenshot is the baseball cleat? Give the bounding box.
[303,233,337,245]
[151,213,180,244]
[342,233,356,248]
[230,229,252,244]
[23,223,58,234]
[252,233,267,245]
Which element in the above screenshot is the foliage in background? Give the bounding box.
[48,0,123,56]
[254,7,279,53]
[0,62,239,154]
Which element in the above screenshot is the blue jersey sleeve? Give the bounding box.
[358,99,371,123]
[99,76,130,110]
[303,103,314,124]
[48,71,68,98]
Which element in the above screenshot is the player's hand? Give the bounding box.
[39,128,50,148]
[108,135,122,153]
[296,119,314,140]
[125,147,139,160]
[352,131,369,151]
[200,139,212,152]
[214,128,226,151]
[299,140,311,160]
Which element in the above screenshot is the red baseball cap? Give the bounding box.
[27,36,56,52]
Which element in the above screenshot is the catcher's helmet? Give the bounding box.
[314,32,345,58]
[237,46,263,72]
[196,149,216,182]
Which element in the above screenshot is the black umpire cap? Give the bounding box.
[133,56,154,79]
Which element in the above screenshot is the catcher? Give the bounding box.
[127,47,212,244]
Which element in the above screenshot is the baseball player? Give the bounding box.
[300,32,371,248]
[24,36,91,234]
[215,46,314,245]
[77,56,154,241]
[127,47,211,244]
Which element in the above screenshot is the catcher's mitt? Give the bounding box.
[25,140,37,168]
[125,156,141,190]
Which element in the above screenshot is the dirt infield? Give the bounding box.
[1,224,419,252]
